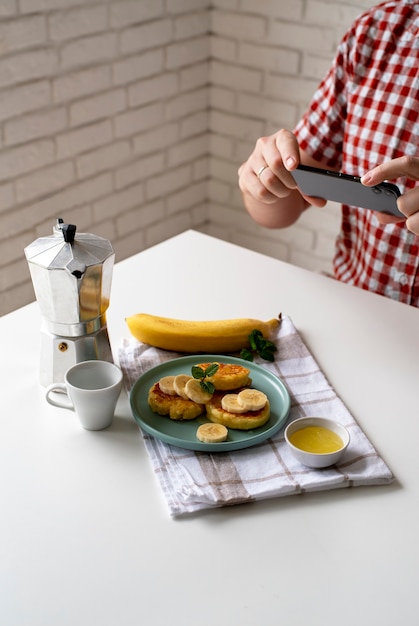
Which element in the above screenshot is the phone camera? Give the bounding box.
[372,187,382,194]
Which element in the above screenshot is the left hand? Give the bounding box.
[361,156,419,235]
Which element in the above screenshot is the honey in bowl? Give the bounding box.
[284,417,350,468]
[288,425,344,454]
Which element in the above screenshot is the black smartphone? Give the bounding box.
[291,164,403,218]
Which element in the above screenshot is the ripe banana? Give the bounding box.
[196,423,228,443]
[125,313,281,353]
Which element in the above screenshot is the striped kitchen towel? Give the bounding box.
[119,315,394,517]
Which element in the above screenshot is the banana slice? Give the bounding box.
[196,423,228,443]
[221,393,247,414]
[185,378,213,404]
[237,389,267,411]
[173,374,192,399]
[158,375,178,396]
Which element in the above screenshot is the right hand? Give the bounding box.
[238,129,327,208]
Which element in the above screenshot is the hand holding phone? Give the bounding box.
[291,164,404,218]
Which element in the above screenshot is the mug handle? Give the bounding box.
[45,383,74,411]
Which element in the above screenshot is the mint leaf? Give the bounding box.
[191,363,219,393]
[191,365,205,380]
[259,348,276,362]
[249,329,262,351]
[241,329,277,362]
[201,380,215,394]
[205,363,219,378]
[240,348,254,362]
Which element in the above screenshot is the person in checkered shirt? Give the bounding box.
[238,0,419,306]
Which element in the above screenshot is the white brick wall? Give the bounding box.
[0,0,377,316]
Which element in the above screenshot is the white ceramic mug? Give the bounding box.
[45,360,123,431]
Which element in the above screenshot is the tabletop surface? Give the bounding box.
[2,230,418,626]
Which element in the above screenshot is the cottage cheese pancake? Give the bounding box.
[206,390,270,430]
[148,381,205,421]
[195,362,251,390]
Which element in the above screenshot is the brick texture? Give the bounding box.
[0,0,376,316]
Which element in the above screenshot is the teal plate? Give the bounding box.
[129,355,291,452]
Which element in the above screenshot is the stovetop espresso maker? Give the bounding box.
[25,219,115,386]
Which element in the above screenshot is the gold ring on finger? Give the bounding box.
[256,165,268,179]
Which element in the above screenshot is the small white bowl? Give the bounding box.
[285,417,350,469]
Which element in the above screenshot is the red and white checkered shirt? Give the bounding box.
[294,0,419,306]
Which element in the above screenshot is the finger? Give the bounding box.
[405,212,419,236]
[301,194,328,208]
[254,165,295,200]
[397,186,419,217]
[374,213,405,225]
[239,130,301,201]
[243,150,295,198]
[274,129,301,171]
[361,156,419,186]
[257,157,298,192]
[238,160,284,203]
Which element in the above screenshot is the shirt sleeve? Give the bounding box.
[294,30,353,169]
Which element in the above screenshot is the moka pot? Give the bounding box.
[24,219,115,386]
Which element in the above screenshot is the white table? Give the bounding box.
[2,230,418,626]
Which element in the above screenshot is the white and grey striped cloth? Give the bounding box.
[119,315,394,517]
